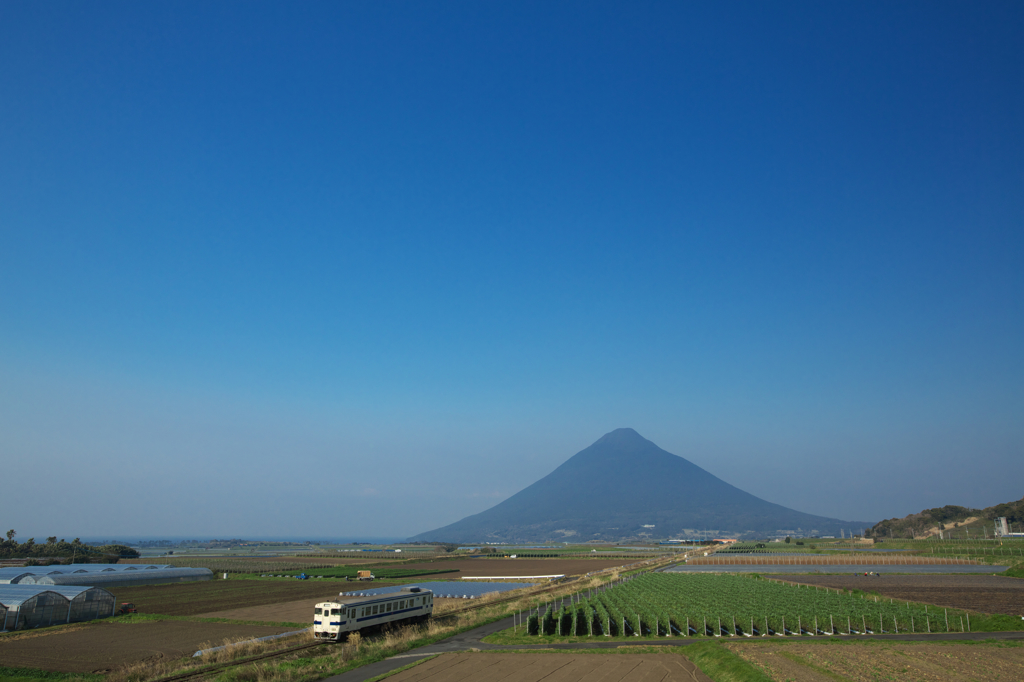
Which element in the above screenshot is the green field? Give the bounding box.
[520,573,1024,639]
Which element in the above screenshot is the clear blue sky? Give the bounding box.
[2,1,1021,540]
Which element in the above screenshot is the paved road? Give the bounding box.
[323,614,1024,682]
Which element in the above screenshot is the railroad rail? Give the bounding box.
[150,640,328,682]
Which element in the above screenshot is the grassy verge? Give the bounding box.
[0,666,104,682]
[1003,562,1024,579]
[685,641,774,682]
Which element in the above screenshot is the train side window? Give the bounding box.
[387,603,393,612]
[372,605,378,615]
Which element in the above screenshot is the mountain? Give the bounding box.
[868,496,1024,539]
[410,428,871,543]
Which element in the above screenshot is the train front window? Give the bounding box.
[315,608,322,615]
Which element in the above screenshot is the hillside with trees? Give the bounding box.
[868,497,1024,539]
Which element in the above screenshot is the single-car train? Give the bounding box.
[313,586,433,641]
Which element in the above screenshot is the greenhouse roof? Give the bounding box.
[0,564,171,581]
[0,584,112,607]
[22,567,212,586]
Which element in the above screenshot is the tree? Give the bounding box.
[784,536,791,544]
[98,544,140,559]
[6,529,15,541]
[47,536,57,544]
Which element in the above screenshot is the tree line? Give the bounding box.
[1,530,139,563]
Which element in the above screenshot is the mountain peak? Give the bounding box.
[598,427,643,441]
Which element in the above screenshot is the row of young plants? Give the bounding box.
[522,573,1006,638]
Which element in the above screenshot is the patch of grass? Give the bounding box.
[1003,562,1024,579]
[0,666,103,682]
[684,641,774,682]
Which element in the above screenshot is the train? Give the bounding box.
[313,586,433,642]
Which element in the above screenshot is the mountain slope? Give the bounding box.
[410,428,870,542]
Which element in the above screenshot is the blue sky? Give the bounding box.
[2,2,1021,540]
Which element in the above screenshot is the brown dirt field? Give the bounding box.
[393,558,634,579]
[387,652,712,682]
[124,556,386,565]
[690,556,980,565]
[771,574,1024,616]
[200,597,321,623]
[728,640,1024,682]
[113,579,397,616]
[0,620,298,673]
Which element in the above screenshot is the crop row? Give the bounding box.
[523,573,974,637]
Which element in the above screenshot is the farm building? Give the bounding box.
[0,585,115,631]
[17,566,212,588]
[0,564,175,585]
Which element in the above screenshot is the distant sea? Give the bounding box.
[76,536,408,545]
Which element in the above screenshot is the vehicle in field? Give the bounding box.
[115,602,137,615]
[356,570,374,581]
[313,587,433,642]
[296,573,309,580]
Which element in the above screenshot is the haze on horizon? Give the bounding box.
[1,2,1021,541]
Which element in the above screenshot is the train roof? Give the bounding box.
[319,586,433,605]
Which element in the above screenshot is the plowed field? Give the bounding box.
[771,574,1024,616]
[688,555,980,565]
[386,652,711,682]
[393,558,634,579]
[728,640,1024,682]
[0,620,298,673]
[113,579,397,616]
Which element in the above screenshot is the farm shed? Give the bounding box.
[19,566,213,588]
[0,585,115,631]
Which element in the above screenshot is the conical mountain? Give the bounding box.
[410,428,871,542]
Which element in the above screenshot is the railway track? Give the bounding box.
[149,556,680,682]
[150,640,328,682]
